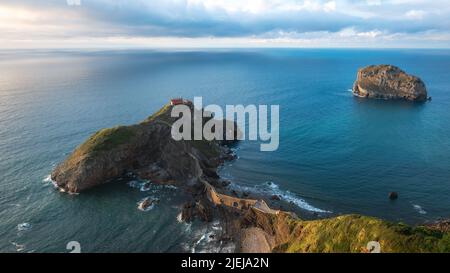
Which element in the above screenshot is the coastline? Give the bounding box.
[48,102,450,253]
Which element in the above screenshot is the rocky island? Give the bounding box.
[353,65,429,101]
[52,100,449,253]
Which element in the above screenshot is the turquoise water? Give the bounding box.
[0,49,449,252]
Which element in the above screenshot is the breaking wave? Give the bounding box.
[11,242,25,252]
[127,180,178,192]
[43,174,53,183]
[43,174,79,194]
[413,204,427,215]
[137,197,157,212]
[180,220,235,254]
[43,174,58,189]
[17,223,32,232]
[229,181,331,213]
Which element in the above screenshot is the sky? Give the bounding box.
[0,0,450,49]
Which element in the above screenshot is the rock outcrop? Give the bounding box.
[52,100,449,253]
[51,103,235,193]
[353,65,428,101]
[389,192,399,200]
[426,219,450,233]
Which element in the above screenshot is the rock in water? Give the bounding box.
[270,195,281,201]
[51,102,238,193]
[389,192,399,200]
[353,65,428,102]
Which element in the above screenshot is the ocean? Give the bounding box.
[1,49,449,253]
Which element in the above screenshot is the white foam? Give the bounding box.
[44,174,79,194]
[191,234,208,253]
[127,180,142,189]
[11,242,25,252]
[231,181,331,213]
[137,197,158,212]
[17,223,32,232]
[128,180,178,192]
[137,205,154,212]
[413,204,427,215]
[177,212,194,236]
[43,174,53,183]
[353,92,367,98]
[185,220,235,253]
[43,174,60,190]
[176,212,183,223]
[140,182,151,192]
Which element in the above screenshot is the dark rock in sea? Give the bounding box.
[389,192,399,200]
[181,200,213,223]
[353,65,428,102]
[141,182,151,191]
[270,195,281,201]
[138,197,159,211]
[181,202,195,222]
[221,180,231,187]
[194,200,213,222]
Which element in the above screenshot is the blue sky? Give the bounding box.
[1,0,449,48]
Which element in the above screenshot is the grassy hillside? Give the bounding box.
[275,214,450,253]
[79,126,137,153]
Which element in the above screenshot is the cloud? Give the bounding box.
[0,0,449,48]
[405,9,426,20]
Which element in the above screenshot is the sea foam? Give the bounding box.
[229,181,331,213]
[413,204,427,215]
[17,223,32,232]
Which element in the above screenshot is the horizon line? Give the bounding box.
[1,46,450,51]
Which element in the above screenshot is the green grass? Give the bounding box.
[71,103,224,158]
[143,103,173,124]
[144,103,224,158]
[77,126,136,154]
[275,215,450,253]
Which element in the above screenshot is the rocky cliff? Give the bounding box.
[353,65,428,101]
[51,103,234,193]
[52,101,449,253]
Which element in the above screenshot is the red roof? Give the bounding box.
[170,98,184,105]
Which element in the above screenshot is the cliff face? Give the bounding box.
[353,65,428,101]
[240,211,450,253]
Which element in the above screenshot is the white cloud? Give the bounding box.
[366,0,381,6]
[0,0,449,48]
[405,10,426,20]
[324,1,337,12]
